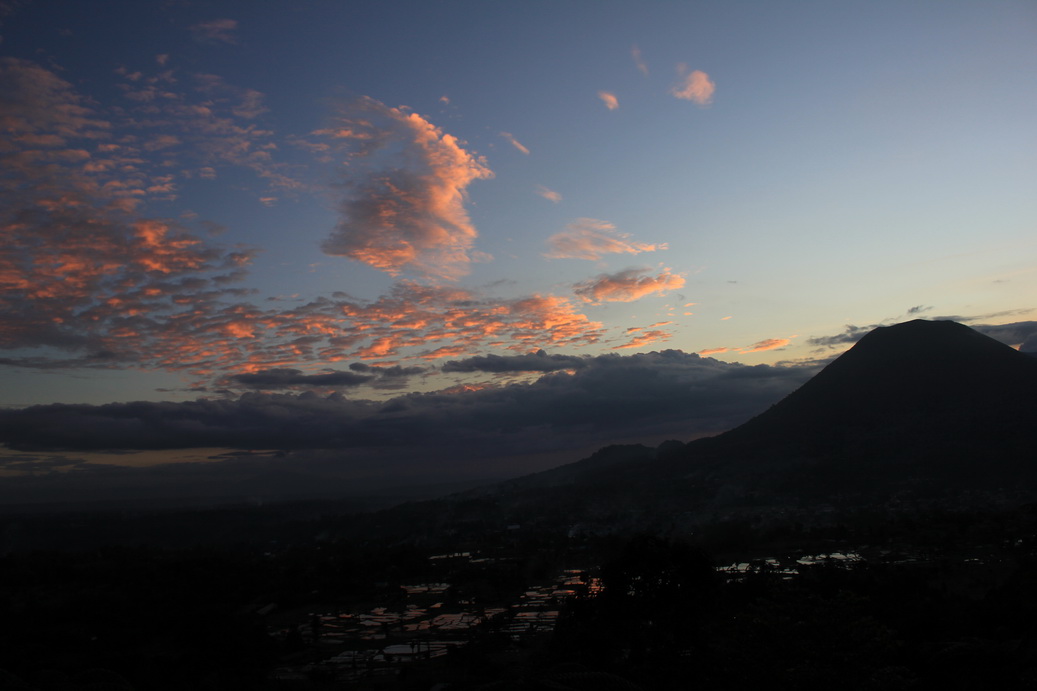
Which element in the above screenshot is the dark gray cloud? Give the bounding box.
[442,350,590,373]
[971,321,1037,351]
[809,317,1037,352]
[230,368,373,389]
[348,363,427,377]
[0,350,816,456]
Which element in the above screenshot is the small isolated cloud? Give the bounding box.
[500,131,530,155]
[573,268,685,304]
[190,19,238,45]
[613,329,672,350]
[535,185,562,203]
[699,347,729,356]
[631,45,649,76]
[317,96,494,281]
[598,91,619,110]
[546,218,666,260]
[670,65,715,105]
[739,338,791,353]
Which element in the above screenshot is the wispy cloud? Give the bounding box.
[546,219,666,260]
[613,329,672,350]
[670,65,715,105]
[740,338,791,353]
[500,131,530,155]
[631,45,649,76]
[316,97,494,281]
[598,91,619,110]
[573,268,685,304]
[535,184,562,203]
[190,18,239,45]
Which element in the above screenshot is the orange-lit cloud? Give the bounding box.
[598,91,619,110]
[631,45,649,76]
[545,218,666,260]
[317,97,494,281]
[699,347,729,356]
[573,268,685,304]
[739,338,791,353]
[500,131,530,155]
[613,329,672,350]
[671,65,715,105]
[535,184,562,203]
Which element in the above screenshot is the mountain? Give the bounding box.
[343,320,1037,541]
[454,320,1037,525]
[675,319,1037,496]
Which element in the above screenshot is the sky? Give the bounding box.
[1,0,1036,504]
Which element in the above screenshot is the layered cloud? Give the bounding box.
[671,65,715,105]
[0,59,615,388]
[0,350,817,454]
[316,97,494,281]
[443,350,590,373]
[573,268,685,304]
[545,219,666,260]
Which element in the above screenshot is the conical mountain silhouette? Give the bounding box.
[677,319,1037,498]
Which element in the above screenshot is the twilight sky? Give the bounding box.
[1,1,1036,502]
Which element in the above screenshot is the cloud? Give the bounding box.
[442,350,590,373]
[613,329,672,350]
[631,45,649,76]
[316,97,494,281]
[739,338,791,353]
[573,268,685,304]
[598,91,619,110]
[545,218,666,260]
[670,65,715,105]
[190,19,238,45]
[0,351,817,455]
[535,185,562,203]
[0,58,256,360]
[500,131,530,155]
[229,368,373,389]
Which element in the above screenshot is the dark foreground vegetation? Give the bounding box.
[3,501,1037,690]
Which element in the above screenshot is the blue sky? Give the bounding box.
[1,1,1035,498]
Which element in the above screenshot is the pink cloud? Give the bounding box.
[500,131,530,155]
[613,329,672,350]
[545,218,666,260]
[190,19,238,45]
[535,185,562,203]
[631,45,649,76]
[573,268,685,304]
[598,91,619,110]
[317,97,494,281]
[670,65,715,105]
[739,338,791,353]
[699,347,729,356]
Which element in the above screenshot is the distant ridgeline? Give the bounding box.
[386,320,1037,538]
